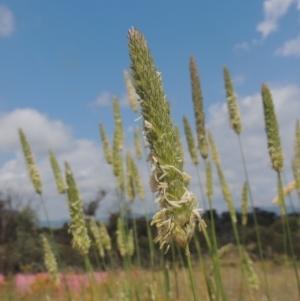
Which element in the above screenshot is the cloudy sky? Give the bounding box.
[0,1,299,222]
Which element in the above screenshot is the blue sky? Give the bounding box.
[0,1,300,221]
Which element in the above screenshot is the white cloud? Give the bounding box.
[0,6,15,37]
[234,42,249,51]
[257,0,297,38]
[275,34,300,57]
[90,92,111,106]
[119,94,130,107]
[0,109,72,153]
[232,75,246,86]
[90,92,129,108]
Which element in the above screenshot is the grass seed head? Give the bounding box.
[65,161,91,255]
[124,69,139,113]
[99,123,113,165]
[112,127,125,191]
[126,151,135,202]
[90,217,105,258]
[216,164,237,223]
[174,125,184,162]
[292,159,300,197]
[49,149,67,194]
[206,276,217,300]
[241,182,248,226]
[134,126,143,159]
[99,220,111,251]
[183,115,199,165]
[41,236,60,286]
[113,96,124,151]
[276,175,286,215]
[189,56,208,159]
[207,129,221,166]
[116,218,127,257]
[131,156,145,200]
[261,83,284,172]
[223,66,242,134]
[294,120,300,166]
[128,27,205,252]
[217,243,234,259]
[243,250,260,290]
[18,128,43,194]
[116,218,134,257]
[205,160,213,203]
[272,180,295,209]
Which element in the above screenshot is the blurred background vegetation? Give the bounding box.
[1,189,299,275]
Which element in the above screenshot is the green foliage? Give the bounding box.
[0,200,43,274]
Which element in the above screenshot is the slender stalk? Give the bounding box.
[195,166,207,212]
[278,172,300,298]
[143,200,156,269]
[195,164,227,301]
[84,255,101,301]
[282,171,296,213]
[161,251,171,301]
[39,195,72,301]
[132,210,142,267]
[185,244,199,301]
[171,243,180,300]
[175,243,190,300]
[237,135,272,301]
[201,227,228,301]
[193,237,211,301]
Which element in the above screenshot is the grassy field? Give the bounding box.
[1,27,300,301]
[0,259,299,301]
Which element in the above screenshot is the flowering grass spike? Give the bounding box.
[128,27,205,252]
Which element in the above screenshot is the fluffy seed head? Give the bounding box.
[223,67,242,134]
[205,160,213,204]
[131,156,145,200]
[128,27,205,252]
[243,250,260,290]
[183,115,199,165]
[292,159,300,197]
[174,125,184,162]
[99,220,111,251]
[134,126,143,159]
[116,218,134,257]
[65,162,91,255]
[189,56,208,159]
[19,128,42,194]
[112,127,125,191]
[41,236,60,286]
[113,96,124,151]
[217,243,234,259]
[294,120,300,166]
[216,164,237,223]
[261,83,284,172]
[89,217,105,258]
[207,129,221,165]
[126,151,135,202]
[207,277,217,301]
[124,70,139,113]
[276,174,286,216]
[49,149,67,194]
[99,123,113,164]
[241,182,248,226]
[272,181,295,207]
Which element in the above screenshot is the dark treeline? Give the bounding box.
[0,199,300,275]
